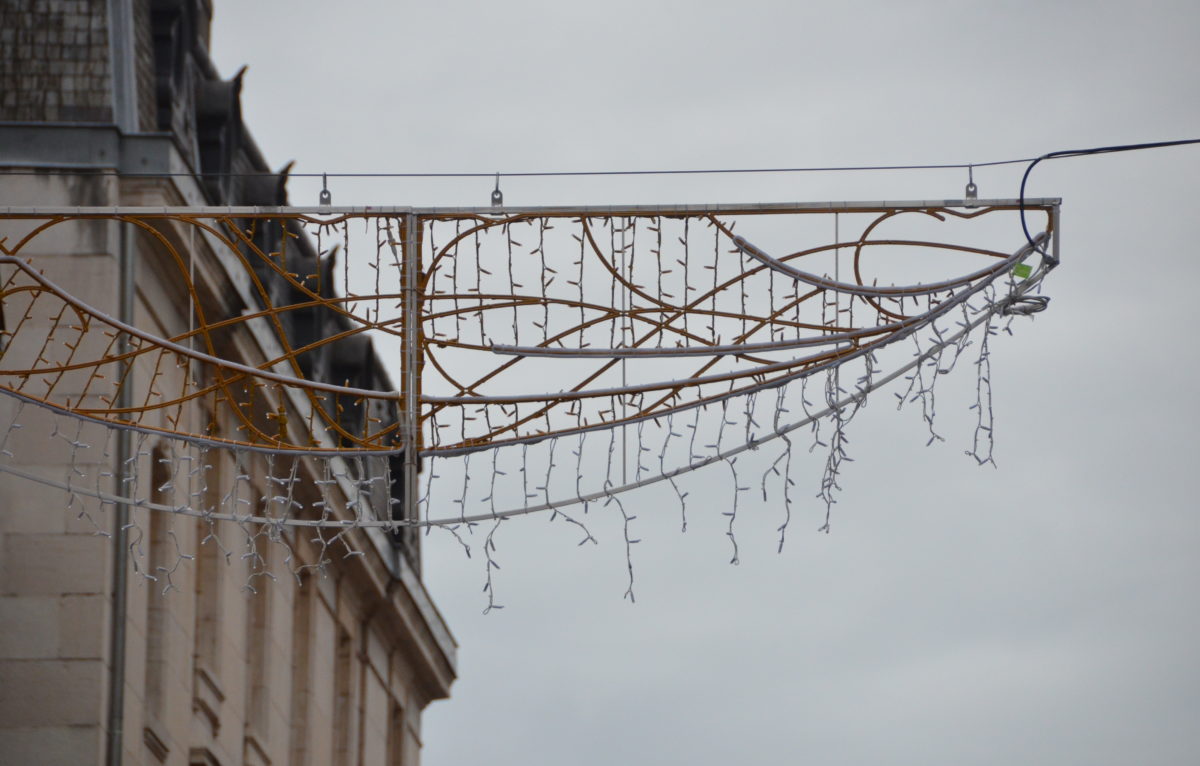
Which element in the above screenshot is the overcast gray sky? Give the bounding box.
[212,2,1200,764]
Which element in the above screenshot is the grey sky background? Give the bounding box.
[212,2,1199,764]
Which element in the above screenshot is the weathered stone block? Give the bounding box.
[0,595,58,658]
[58,593,106,658]
[0,658,104,727]
[3,413,113,468]
[0,477,75,535]
[0,725,102,765]
[0,533,108,595]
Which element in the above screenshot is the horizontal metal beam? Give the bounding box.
[0,199,1060,217]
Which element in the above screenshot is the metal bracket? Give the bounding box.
[319,173,332,208]
[964,165,978,206]
[491,173,503,207]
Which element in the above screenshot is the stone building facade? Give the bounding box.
[0,2,456,764]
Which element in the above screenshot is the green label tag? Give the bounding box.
[1012,263,1033,279]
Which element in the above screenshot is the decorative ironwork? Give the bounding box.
[0,202,1057,458]
[0,200,1060,599]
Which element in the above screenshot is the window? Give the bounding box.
[288,575,313,765]
[143,444,173,762]
[243,527,271,740]
[387,700,406,766]
[192,449,225,737]
[333,629,354,765]
[192,457,222,674]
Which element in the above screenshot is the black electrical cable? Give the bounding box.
[3,158,1035,179]
[8,138,1195,214]
[1019,138,1200,261]
[9,137,1199,258]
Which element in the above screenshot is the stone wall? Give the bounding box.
[0,171,456,765]
[0,2,456,764]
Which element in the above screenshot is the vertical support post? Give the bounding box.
[1051,203,1061,266]
[400,214,422,573]
[106,217,135,766]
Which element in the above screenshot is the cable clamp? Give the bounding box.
[491,172,504,207]
[319,173,332,209]
[964,165,978,206]
[998,294,1050,316]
